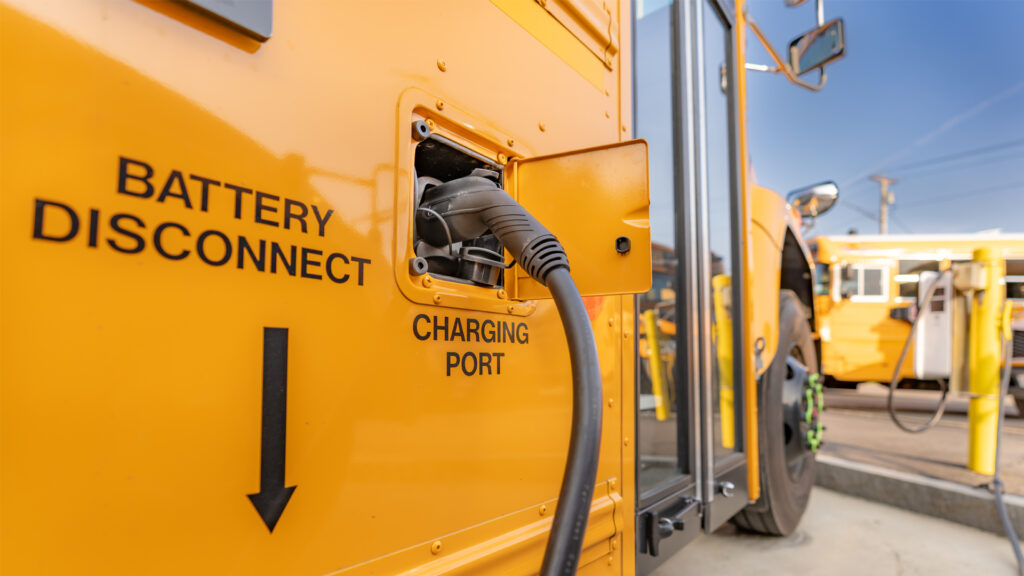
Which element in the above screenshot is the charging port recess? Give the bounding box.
[412,134,511,290]
[393,89,531,316]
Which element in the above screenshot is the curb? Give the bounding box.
[815,454,1024,536]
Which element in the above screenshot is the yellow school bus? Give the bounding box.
[812,234,1024,398]
[1,1,844,574]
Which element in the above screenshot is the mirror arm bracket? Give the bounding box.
[744,62,778,73]
[744,9,828,92]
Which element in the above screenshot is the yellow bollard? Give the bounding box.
[967,247,1005,475]
[643,309,670,421]
[712,274,735,449]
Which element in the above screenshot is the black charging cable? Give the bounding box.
[417,171,602,576]
[995,339,1024,575]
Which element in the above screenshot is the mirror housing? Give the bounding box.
[789,19,845,76]
[787,181,839,219]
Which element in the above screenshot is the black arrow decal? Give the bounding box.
[248,327,296,532]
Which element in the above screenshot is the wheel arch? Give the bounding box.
[750,186,818,375]
[780,226,816,333]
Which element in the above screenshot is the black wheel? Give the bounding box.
[733,290,819,536]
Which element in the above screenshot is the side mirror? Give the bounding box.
[789,19,845,76]
[787,181,839,219]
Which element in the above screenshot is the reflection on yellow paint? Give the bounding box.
[713,274,735,449]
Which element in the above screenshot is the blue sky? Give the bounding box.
[743,0,1024,237]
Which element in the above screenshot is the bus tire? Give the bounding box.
[732,290,818,536]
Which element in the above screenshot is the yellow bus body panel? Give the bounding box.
[0,1,638,574]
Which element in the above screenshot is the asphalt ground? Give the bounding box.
[652,488,1019,575]
[820,383,1024,494]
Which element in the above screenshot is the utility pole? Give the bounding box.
[871,174,898,234]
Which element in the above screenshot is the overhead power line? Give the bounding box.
[888,210,915,234]
[843,143,1023,198]
[896,150,1023,180]
[886,138,1024,172]
[837,81,1024,188]
[834,199,876,220]
[899,181,1024,208]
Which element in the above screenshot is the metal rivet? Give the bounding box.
[497,289,507,300]
[623,437,630,446]
[608,317,614,326]
[422,276,433,287]
[621,125,627,133]
[497,153,507,164]
[539,504,548,516]
[507,138,515,147]
[538,122,546,132]
[433,294,442,304]
[612,539,618,550]
[605,88,610,96]
[609,479,616,490]
[436,100,445,110]
[605,110,611,118]
[607,555,614,566]
[431,540,442,555]
[507,305,516,313]
[607,398,614,407]
[437,59,447,72]
[425,118,436,130]
[623,329,631,338]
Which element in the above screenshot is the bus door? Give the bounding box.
[633,1,701,570]
[695,0,749,532]
[632,0,748,571]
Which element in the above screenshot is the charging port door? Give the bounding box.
[505,140,651,300]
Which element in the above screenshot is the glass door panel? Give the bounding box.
[635,0,686,497]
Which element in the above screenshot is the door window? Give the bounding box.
[634,0,686,496]
[702,0,739,461]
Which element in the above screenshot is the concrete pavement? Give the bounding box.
[652,488,1019,575]
[821,384,1024,495]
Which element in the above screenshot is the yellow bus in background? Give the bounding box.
[812,234,1024,405]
